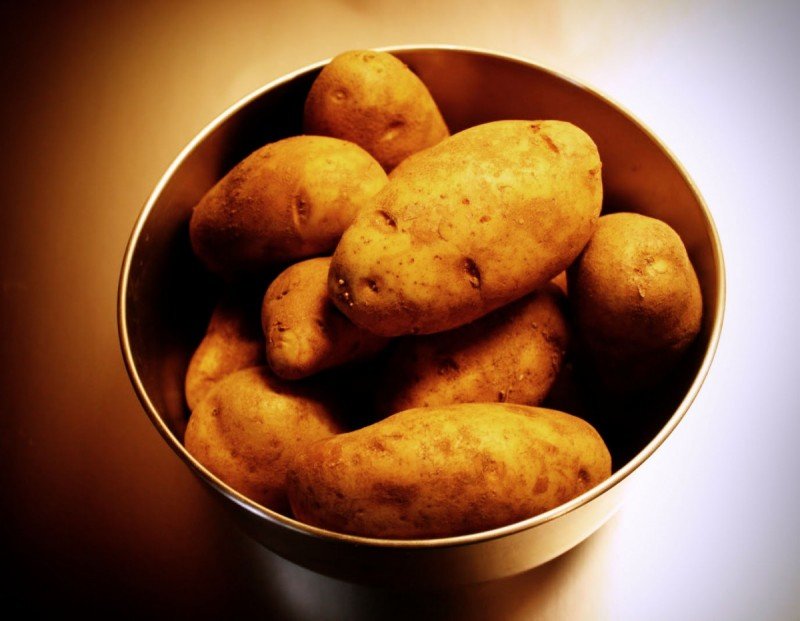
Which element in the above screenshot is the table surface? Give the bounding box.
[2,1,798,618]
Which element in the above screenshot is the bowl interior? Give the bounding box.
[120,47,722,541]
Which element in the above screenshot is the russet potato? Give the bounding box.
[304,50,449,171]
[378,284,568,414]
[189,135,387,277]
[184,366,342,513]
[328,120,602,336]
[184,290,264,410]
[287,403,611,538]
[262,257,389,380]
[569,212,703,392]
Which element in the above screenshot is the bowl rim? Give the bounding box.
[118,43,726,550]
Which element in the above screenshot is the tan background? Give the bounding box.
[1,1,798,618]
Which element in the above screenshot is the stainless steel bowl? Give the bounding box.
[118,45,724,587]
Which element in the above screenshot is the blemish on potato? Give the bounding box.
[435,438,453,455]
[464,258,481,289]
[381,118,406,142]
[364,278,380,293]
[372,482,418,506]
[292,195,310,226]
[533,475,548,494]
[542,134,560,154]
[645,256,670,275]
[480,453,501,474]
[332,277,355,308]
[479,215,491,223]
[369,437,387,452]
[331,88,348,102]
[376,210,397,229]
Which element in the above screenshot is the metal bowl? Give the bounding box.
[118,45,724,587]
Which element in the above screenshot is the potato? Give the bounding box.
[189,135,387,277]
[184,290,264,410]
[262,257,389,379]
[303,50,449,171]
[568,212,703,392]
[378,284,568,414]
[184,366,342,512]
[328,120,602,336]
[287,403,611,538]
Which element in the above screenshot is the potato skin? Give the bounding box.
[184,366,342,513]
[378,284,569,414]
[568,212,703,391]
[328,120,602,336]
[184,291,264,410]
[303,50,449,171]
[189,135,387,277]
[262,257,389,380]
[287,403,611,538]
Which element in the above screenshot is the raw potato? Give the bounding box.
[304,50,449,171]
[378,284,568,414]
[190,135,387,277]
[568,212,703,392]
[329,120,602,336]
[287,403,611,538]
[184,366,342,513]
[184,290,264,410]
[262,257,389,380]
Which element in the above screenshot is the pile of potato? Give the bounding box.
[182,50,703,539]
